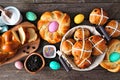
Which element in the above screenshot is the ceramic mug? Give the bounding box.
[0,6,22,26]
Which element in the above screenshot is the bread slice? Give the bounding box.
[18,27,27,44]
[11,30,20,43]
[27,28,37,42]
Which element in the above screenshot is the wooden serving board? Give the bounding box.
[0,22,40,66]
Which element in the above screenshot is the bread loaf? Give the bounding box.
[0,22,38,63]
[100,39,120,72]
[37,10,70,44]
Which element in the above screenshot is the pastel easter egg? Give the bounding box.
[74,14,84,24]
[109,52,120,62]
[49,61,60,70]
[0,25,8,33]
[26,11,37,21]
[15,61,23,70]
[49,21,59,32]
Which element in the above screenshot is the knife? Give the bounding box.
[56,50,70,72]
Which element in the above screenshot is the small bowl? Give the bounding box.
[43,45,56,58]
[60,25,105,71]
[24,52,45,74]
[2,6,22,25]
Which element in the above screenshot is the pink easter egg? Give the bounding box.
[49,21,59,32]
[15,61,23,70]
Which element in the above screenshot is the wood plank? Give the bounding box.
[35,0,120,4]
[35,0,120,3]
[0,64,120,80]
[34,0,85,3]
[0,1,120,80]
[1,3,120,20]
[85,0,120,3]
[0,0,34,3]
[0,0,120,3]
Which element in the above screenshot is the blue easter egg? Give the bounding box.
[26,11,37,21]
[49,61,60,70]
[109,52,120,62]
[0,25,8,33]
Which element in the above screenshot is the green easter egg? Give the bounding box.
[26,11,37,21]
[49,61,60,70]
[109,52,120,62]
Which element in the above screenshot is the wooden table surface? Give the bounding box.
[0,0,120,80]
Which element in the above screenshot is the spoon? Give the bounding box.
[0,6,12,20]
[0,6,12,30]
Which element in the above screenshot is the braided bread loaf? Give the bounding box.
[0,22,38,63]
[37,10,70,44]
[100,39,120,72]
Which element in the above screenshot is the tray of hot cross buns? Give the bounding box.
[60,8,120,72]
[60,25,107,71]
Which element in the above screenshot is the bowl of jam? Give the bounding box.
[24,52,45,74]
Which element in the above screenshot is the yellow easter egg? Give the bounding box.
[74,14,84,24]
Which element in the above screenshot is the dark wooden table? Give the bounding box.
[0,0,120,80]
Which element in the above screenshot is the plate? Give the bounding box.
[60,25,105,71]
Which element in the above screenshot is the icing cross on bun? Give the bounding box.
[72,39,92,69]
[89,35,107,56]
[105,20,120,37]
[37,10,70,44]
[74,28,90,41]
[72,39,92,59]
[89,8,109,25]
[61,39,75,55]
[100,39,120,72]
[74,57,92,69]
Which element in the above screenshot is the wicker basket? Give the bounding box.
[60,25,105,71]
